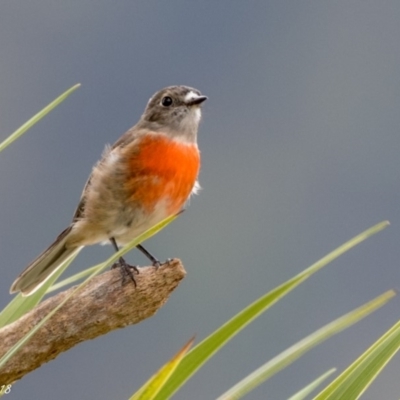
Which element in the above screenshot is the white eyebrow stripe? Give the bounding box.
[185,91,200,102]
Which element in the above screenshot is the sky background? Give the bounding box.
[1,2,400,399]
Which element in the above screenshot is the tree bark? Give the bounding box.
[0,259,186,383]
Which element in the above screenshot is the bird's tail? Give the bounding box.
[10,227,81,296]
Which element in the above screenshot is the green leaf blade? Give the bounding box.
[0,250,81,328]
[314,317,400,400]
[288,369,337,400]
[130,338,194,400]
[154,222,389,400]
[216,290,395,400]
[0,84,80,153]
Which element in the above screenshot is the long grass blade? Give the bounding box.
[0,251,80,327]
[0,84,80,153]
[154,221,389,400]
[216,291,395,400]
[288,369,337,400]
[314,317,400,399]
[130,338,194,400]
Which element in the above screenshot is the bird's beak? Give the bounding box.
[186,95,208,106]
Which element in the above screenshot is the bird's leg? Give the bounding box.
[136,244,161,268]
[110,237,139,286]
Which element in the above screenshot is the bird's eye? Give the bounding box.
[161,96,173,107]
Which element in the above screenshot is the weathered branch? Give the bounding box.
[0,259,186,382]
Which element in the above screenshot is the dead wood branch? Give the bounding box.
[0,259,186,382]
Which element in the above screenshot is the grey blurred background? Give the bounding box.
[1,2,400,399]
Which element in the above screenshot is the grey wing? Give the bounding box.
[72,173,92,221]
[111,124,144,149]
[72,125,143,221]
[71,144,111,221]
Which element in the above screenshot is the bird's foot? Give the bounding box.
[111,257,139,287]
[154,258,175,269]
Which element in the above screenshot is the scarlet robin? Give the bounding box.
[10,85,207,296]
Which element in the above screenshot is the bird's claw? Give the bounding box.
[112,257,139,287]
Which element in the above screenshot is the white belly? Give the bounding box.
[103,199,170,246]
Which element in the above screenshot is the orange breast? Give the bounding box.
[123,134,200,214]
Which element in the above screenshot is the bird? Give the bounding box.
[10,85,207,296]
